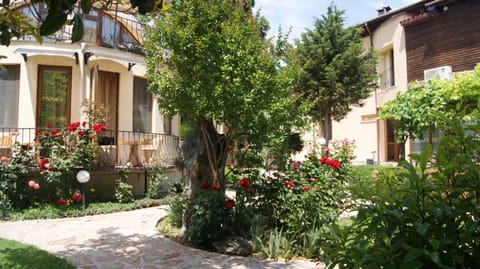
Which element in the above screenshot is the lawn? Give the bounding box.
[0,238,73,269]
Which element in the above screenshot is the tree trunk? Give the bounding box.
[175,119,228,198]
[320,117,332,143]
[175,119,228,236]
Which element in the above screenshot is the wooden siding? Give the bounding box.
[405,0,480,82]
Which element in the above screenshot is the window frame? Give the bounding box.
[36,65,72,128]
[0,64,20,128]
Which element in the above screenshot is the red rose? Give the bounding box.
[56,199,68,205]
[328,159,340,169]
[211,185,221,191]
[37,158,49,170]
[200,183,210,189]
[93,123,107,134]
[51,129,59,135]
[35,129,42,135]
[78,130,84,137]
[225,199,235,209]
[284,180,294,190]
[320,157,329,164]
[71,193,82,202]
[45,123,51,129]
[303,186,310,192]
[239,178,250,188]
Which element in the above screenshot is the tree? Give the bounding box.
[143,0,302,193]
[294,4,377,142]
[0,0,161,45]
[380,64,480,159]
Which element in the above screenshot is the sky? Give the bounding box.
[253,0,421,42]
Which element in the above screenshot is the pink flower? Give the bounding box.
[284,180,294,190]
[225,199,235,209]
[293,161,302,168]
[33,183,40,190]
[28,180,36,188]
[10,131,19,137]
[239,178,251,188]
[1,156,8,163]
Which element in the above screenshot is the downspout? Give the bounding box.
[79,42,87,123]
[365,22,380,164]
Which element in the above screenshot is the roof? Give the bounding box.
[358,0,459,36]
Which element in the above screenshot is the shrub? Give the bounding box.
[167,195,185,228]
[0,142,36,212]
[324,123,480,268]
[183,187,236,250]
[146,165,167,199]
[114,169,134,203]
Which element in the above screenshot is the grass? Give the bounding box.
[2,196,174,221]
[0,238,74,269]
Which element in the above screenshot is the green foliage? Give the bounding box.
[231,140,354,258]
[0,142,36,213]
[146,165,167,199]
[347,165,404,200]
[324,122,480,268]
[183,188,236,250]
[114,169,134,204]
[167,195,185,228]
[294,3,377,140]
[0,238,74,269]
[380,64,480,143]
[144,0,306,186]
[3,198,168,221]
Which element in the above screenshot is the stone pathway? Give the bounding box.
[0,207,323,269]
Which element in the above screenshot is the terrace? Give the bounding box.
[0,127,180,169]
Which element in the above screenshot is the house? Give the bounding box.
[332,0,480,165]
[0,2,181,198]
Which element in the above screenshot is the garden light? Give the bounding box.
[76,170,91,209]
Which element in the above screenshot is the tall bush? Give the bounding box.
[324,122,480,268]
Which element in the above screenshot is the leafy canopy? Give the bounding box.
[380,64,480,142]
[144,0,302,144]
[293,4,377,140]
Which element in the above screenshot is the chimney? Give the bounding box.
[377,6,392,16]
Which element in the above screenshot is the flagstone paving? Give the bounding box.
[0,206,324,269]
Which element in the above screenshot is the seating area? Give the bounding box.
[0,128,180,169]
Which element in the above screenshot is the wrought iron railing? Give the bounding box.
[0,128,179,168]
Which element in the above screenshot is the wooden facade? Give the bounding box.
[403,0,480,82]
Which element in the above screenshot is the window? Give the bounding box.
[132,77,152,132]
[37,66,72,128]
[381,48,395,88]
[0,66,20,128]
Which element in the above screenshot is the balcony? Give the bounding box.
[16,3,145,55]
[0,128,179,170]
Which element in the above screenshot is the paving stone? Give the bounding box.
[0,207,322,269]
